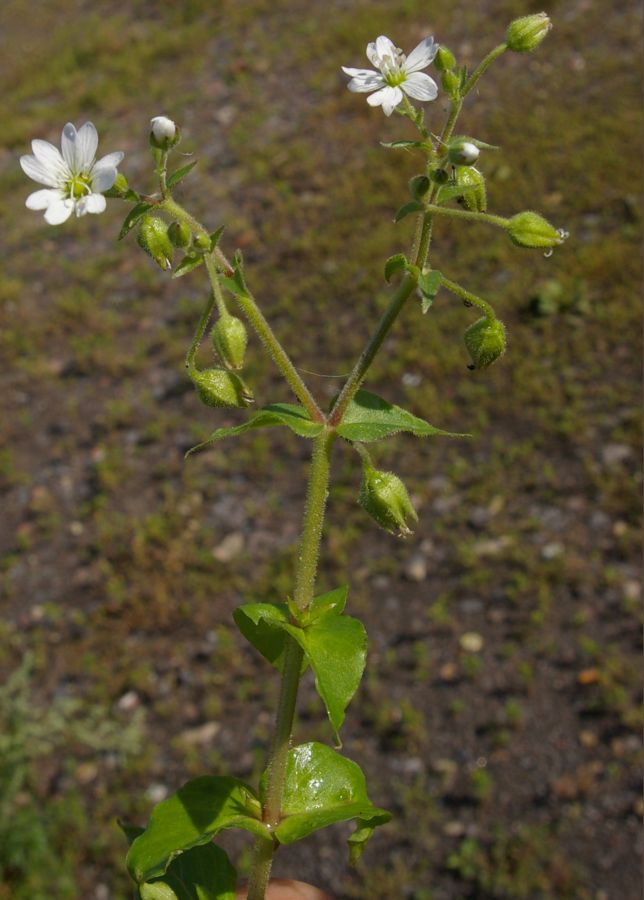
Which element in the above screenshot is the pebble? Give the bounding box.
[459,632,484,653]
[212,531,245,562]
[439,662,458,682]
[601,443,632,466]
[179,721,221,745]
[472,536,512,557]
[443,820,466,837]
[404,553,427,582]
[541,541,564,560]
[146,783,169,803]
[117,690,140,712]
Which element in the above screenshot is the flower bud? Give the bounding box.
[409,174,430,201]
[448,141,480,166]
[149,116,180,150]
[167,221,191,248]
[192,368,253,408]
[456,166,487,212]
[211,315,248,370]
[464,317,506,369]
[192,233,211,252]
[506,13,552,53]
[359,465,418,537]
[507,211,567,249]
[434,46,456,72]
[430,168,449,185]
[441,70,460,97]
[137,215,173,270]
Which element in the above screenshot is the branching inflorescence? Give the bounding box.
[21,13,564,900]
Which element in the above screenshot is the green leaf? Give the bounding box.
[418,269,442,314]
[126,777,267,883]
[284,614,367,742]
[119,821,144,846]
[172,253,204,279]
[119,202,153,240]
[347,810,392,865]
[383,254,408,283]
[209,225,225,250]
[139,842,236,900]
[394,200,424,223]
[450,134,498,150]
[233,602,291,670]
[166,160,198,190]
[435,178,485,205]
[380,140,427,151]
[335,390,462,442]
[307,585,348,623]
[186,403,324,456]
[274,743,390,845]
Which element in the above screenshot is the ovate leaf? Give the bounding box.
[127,777,267,883]
[186,403,324,456]
[347,810,392,865]
[172,253,204,279]
[274,743,390,845]
[138,842,236,900]
[233,602,291,671]
[335,390,462,442]
[418,269,442,313]
[394,200,424,223]
[119,202,153,240]
[306,585,348,623]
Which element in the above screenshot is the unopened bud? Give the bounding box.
[107,173,130,197]
[149,116,179,150]
[507,211,566,249]
[441,70,460,97]
[192,368,253,408]
[137,215,173,270]
[167,221,191,248]
[464,316,506,369]
[434,47,456,72]
[430,168,449,185]
[456,166,487,212]
[409,174,430,201]
[359,465,418,537]
[448,141,480,166]
[506,13,552,53]
[193,232,211,252]
[211,315,248,370]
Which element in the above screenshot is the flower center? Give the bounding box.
[380,49,407,86]
[67,174,92,200]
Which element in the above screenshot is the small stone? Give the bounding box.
[76,762,98,784]
[459,632,484,653]
[551,774,579,800]
[69,520,84,536]
[402,372,422,387]
[179,721,220,745]
[443,820,466,837]
[439,662,458,682]
[472,536,512,557]
[117,690,140,712]
[579,730,599,748]
[623,579,640,602]
[601,443,632,466]
[404,553,427,582]
[146,783,169,803]
[94,886,110,900]
[212,531,245,562]
[541,541,564,560]
[577,668,599,685]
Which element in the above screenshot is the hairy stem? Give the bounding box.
[185,291,216,375]
[246,431,335,900]
[424,204,508,228]
[440,274,496,318]
[462,43,507,97]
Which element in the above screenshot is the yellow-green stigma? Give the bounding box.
[67,174,92,199]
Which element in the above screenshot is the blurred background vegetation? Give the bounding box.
[0,0,641,898]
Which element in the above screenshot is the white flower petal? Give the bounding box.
[61,123,77,168]
[366,41,379,67]
[31,140,68,181]
[26,188,65,210]
[374,35,396,65]
[93,151,124,170]
[20,154,60,187]
[401,71,439,101]
[75,122,98,170]
[77,193,106,216]
[367,85,403,116]
[346,72,384,93]
[404,37,438,73]
[342,66,378,78]
[90,166,117,192]
[44,198,74,225]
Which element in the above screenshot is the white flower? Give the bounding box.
[150,116,177,143]
[20,122,124,226]
[342,35,439,116]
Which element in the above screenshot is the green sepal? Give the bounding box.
[418,269,442,313]
[232,602,293,671]
[301,585,348,625]
[272,743,390,845]
[118,201,154,240]
[408,174,430,201]
[209,225,225,250]
[455,166,487,212]
[384,254,408,283]
[186,403,324,457]
[126,777,267,884]
[448,134,498,151]
[221,251,248,297]
[166,160,198,190]
[335,390,463,442]
[347,810,392,865]
[172,253,204,278]
[138,843,236,900]
[380,139,428,152]
[394,200,425,223]
[283,605,366,742]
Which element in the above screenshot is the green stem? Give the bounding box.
[205,254,229,318]
[160,196,232,275]
[424,204,508,229]
[185,291,216,375]
[440,274,496,318]
[439,98,462,147]
[246,431,335,900]
[462,43,507,97]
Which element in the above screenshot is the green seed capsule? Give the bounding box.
[137,216,173,270]
[464,317,506,369]
[455,166,487,212]
[507,211,567,249]
[167,221,191,248]
[359,465,418,537]
[441,70,460,97]
[506,13,552,53]
[211,315,248,370]
[192,368,253,408]
[193,233,211,252]
[434,46,456,72]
